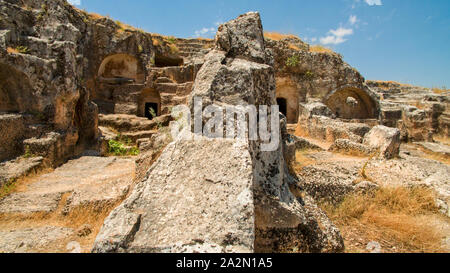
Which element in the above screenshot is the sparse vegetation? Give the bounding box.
[169,43,179,55]
[166,36,177,44]
[432,87,449,94]
[321,186,447,253]
[309,45,334,54]
[0,178,17,199]
[286,55,300,67]
[23,145,34,159]
[292,149,319,172]
[304,70,315,80]
[7,46,29,54]
[264,32,298,41]
[108,139,139,156]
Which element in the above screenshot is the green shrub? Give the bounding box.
[286,55,300,67]
[108,139,140,156]
[24,145,33,158]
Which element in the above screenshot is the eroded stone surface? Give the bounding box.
[0,156,134,215]
[0,226,74,253]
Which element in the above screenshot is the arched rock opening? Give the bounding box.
[325,86,379,119]
[276,78,299,123]
[0,62,35,113]
[139,88,161,119]
[98,54,145,84]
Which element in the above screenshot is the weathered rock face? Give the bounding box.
[368,80,449,141]
[93,12,343,253]
[0,0,100,165]
[363,125,401,159]
[266,36,380,123]
[215,12,268,64]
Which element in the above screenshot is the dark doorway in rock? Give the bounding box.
[277,98,288,118]
[154,54,183,67]
[145,102,159,120]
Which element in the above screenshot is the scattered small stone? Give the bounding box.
[366,241,382,253]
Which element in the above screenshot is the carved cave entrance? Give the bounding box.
[276,98,288,118]
[145,102,159,120]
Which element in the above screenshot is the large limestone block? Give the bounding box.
[363,125,401,159]
[93,137,255,253]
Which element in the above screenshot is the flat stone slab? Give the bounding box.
[0,156,135,215]
[0,157,43,187]
[417,142,450,157]
[0,226,74,253]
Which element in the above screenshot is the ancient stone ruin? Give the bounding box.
[0,0,448,253]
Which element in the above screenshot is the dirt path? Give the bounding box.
[0,156,135,253]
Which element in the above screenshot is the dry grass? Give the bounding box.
[6,47,19,54]
[87,12,106,20]
[321,186,448,253]
[152,38,161,46]
[434,135,450,146]
[0,167,53,199]
[415,144,450,166]
[432,87,449,94]
[168,43,179,54]
[292,149,318,173]
[309,45,334,54]
[0,199,124,253]
[264,32,298,41]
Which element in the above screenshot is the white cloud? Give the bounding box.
[320,27,353,45]
[194,27,216,38]
[365,0,382,6]
[67,0,81,5]
[349,15,358,25]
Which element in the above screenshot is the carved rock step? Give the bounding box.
[99,114,171,133]
[120,130,158,144]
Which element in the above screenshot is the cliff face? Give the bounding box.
[0,0,159,164]
[0,0,96,163]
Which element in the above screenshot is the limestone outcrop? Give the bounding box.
[363,125,401,159]
[0,0,100,166]
[368,80,449,141]
[92,12,344,253]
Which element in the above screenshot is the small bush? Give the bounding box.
[7,46,29,54]
[24,145,33,158]
[166,36,177,44]
[286,55,300,67]
[108,139,139,156]
[169,44,179,54]
[0,178,17,199]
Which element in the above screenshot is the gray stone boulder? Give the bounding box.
[363,125,401,159]
[215,12,268,64]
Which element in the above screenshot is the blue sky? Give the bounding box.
[70,0,450,88]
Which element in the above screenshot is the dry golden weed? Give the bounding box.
[321,186,447,253]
